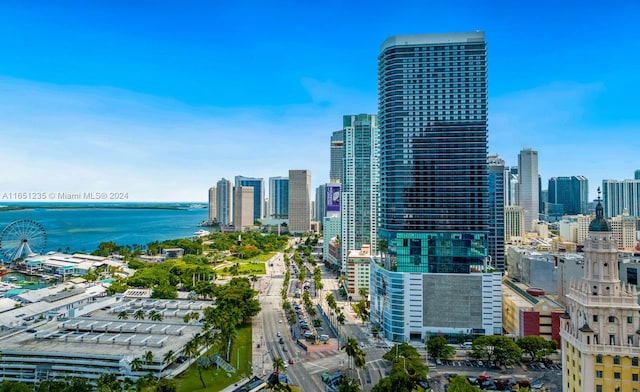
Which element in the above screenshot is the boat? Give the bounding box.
[0,267,8,276]
[193,229,210,238]
[8,276,18,282]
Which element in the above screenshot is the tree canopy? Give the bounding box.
[468,336,522,366]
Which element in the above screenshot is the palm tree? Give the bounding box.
[134,309,145,320]
[162,350,175,366]
[143,350,154,365]
[358,287,368,299]
[118,311,129,320]
[149,310,163,321]
[342,337,359,369]
[130,357,143,372]
[273,357,286,374]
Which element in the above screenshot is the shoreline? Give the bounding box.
[0,203,203,212]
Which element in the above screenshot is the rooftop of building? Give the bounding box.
[380,31,485,52]
[503,278,564,310]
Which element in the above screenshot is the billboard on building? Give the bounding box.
[326,185,341,212]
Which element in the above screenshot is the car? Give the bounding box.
[316,327,324,331]
[283,346,287,352]
[436,359,442,366]
[279,338,284,344]
[288,358,294,364]
[276,332,281,337]
[278,320,282,323]
[531,380,543,389]
[477,361,484,367]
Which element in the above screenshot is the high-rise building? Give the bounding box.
[216,178,233,226]
[330,130,344,183]
[635,169,640,180]
[269,176,289,219]
[208,187,217,222]
[506,166,519,206]
[234,176,265,220]
[233,186,254,231]
[341,114,379,281]
[315,184,326,222]
[373,32,501,342]
[488,155,505,270]
[602,178,640,218]
[288,170,311,233]
[561,197,640,392]
[548,176,589,215]
[518,148,539,231]
[504,206,525,243]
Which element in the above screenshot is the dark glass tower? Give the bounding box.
[378,32,488,274]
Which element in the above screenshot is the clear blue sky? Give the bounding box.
[1,0,638,202]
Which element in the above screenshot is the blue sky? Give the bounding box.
[1,0,639,202]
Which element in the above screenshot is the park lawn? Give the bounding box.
[176,323,252,392]
[216,262,266,276]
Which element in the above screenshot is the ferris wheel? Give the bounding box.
[0,219,48,262]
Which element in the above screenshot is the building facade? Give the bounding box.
[346,245,372,298]
[505,205,525,243]
[233,185,254,231]
[603,178,640,219]
[330,130,344,183]
[216,178,233,226]
[235,176,265,220]
[561,199,640,392]
[288,169,311,233]
[208,186,217,222]
[374,32,500,340]
[268,176,289,219]
[548,176,589,215]
[341,114,379,275]
[488,155,505,270]
[518,148,539,232]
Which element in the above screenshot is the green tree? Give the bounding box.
[426,336,455,360]
[162,350,175,366]
[469,335,522,366]
[131,357,143,372]
[96,373,120,392]
[517,335,557,362]
[118,311,129,320]
[447,375,482,391]
[154,378,177,392]
[337,377,361,392]
[144,350,154,365]
[134,309,145,320]
[151,284,178,299]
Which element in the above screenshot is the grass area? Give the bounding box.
[216,262,266,276]
[176,323,252,392]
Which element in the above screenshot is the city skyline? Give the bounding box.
[1,1,639,201]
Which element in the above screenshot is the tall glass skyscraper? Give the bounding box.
[548,175,589,215]
[330,130,344,183]
[488,155,505,271]
[378,32,488,274]
[268,176,289,219]
[341,114,379,272]
[216,178,233,226]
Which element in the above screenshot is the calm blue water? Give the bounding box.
[0,203,209,255]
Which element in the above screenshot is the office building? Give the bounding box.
[506,166,519,206]
[341,114,379,278]
[269,176,289,219]
[346,245,372,298]
[330,130,344,183]
[505,206,525,243]
[208,186,217,222]
[603,178,640,218]
[488,155,505,270]
[373,32,501,341]
[322,216,341,267]
[561,197,640,392]
[548,176,589,215]
[315,184,326,222]
[288,170,311,233]
[216,178,233,226]
[234,176,265,220]
[233,186,254,231]
[609,210,637,249]
[518,148,539,231]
